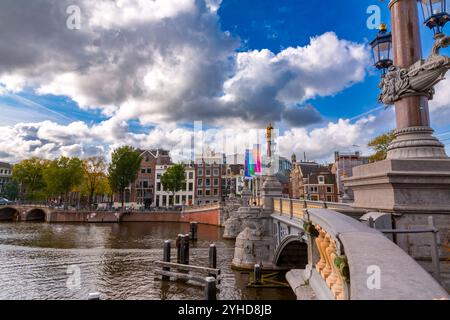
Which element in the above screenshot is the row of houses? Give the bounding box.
[114,149,246,208]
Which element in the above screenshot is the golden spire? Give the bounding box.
[266,123,274,140]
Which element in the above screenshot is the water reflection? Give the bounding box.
[0,222,295,300]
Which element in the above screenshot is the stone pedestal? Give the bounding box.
[345,158,450,260]
[261,175,282,210]
[345,159,450,213]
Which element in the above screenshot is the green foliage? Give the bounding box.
[2,180,19,200]
[161,164,186,198]
[12,157,48,198]
[368,131,395,163]
[108,146,142,207]
[82,156,108,205]
[43,157,84,199]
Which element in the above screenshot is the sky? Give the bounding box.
[1,0,450,164]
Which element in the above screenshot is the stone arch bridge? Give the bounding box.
[224,196,449,300]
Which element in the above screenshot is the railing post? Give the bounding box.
[289,199,293,219]
[304,200,308,209]
[428,216,442,284]
[162,240,171,281]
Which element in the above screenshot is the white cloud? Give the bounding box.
[0,1,370,128]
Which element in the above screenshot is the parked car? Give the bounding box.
[0,197,12,205]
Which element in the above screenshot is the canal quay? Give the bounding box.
[0,221,295,300]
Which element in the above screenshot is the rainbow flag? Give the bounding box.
[253,144,261,175]
[244,149,251,179]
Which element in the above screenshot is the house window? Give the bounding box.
[214,189,218,196]
[157,174,161,179]
[327,186,333,193]
[327,195,333,202]
[213,178,219,186]
[318,176,325,184]
[189,183,193,191]
[205,169,211,176]
[143,181,149,188]
[157,183,161,191]
[198,169,203,176]
[205,178,211,186]
[197,179,203,187]
[213,169,219,176]
[205,189,211,196]
[141,169,146,173]
[188,172,193,179]
[182,195,186,203]
[147,168,152,174]
[197,190,203,196]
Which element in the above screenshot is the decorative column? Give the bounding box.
[345,0,450,261]
[387,0,447,159]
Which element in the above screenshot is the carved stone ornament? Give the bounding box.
[379,35,450,105]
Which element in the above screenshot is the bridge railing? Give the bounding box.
[272,198,353,220]
[284,208,449,300]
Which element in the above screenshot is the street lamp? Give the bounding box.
[370,24,393,75]
[418,0,450,37]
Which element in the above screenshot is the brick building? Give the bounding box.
[114,149,171,208]
[334,151,369,201]
[290,161,338,202]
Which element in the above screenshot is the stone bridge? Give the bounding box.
[223,186,449,300]
[0,205,50,222]
[0,203,226,226]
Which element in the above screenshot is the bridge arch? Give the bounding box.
[0,207,21,222]
[273,235,308,269]
[24,208,47,222]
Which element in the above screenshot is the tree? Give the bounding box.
[108,146,142,209]
[43,157,84,206]
[83,157,108,207]
[368,131,395,163]
[161,164,186,206]
[2,180,19,200]
[12,157,48,200]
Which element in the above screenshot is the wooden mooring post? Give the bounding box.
[176,234,183,264]
[204,277,217,301]
[209,244,217,278]
[190,222,198,241]
[184,234,190,265]
[162,240,171,281]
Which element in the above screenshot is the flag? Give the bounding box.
[244,149,251,179]
[253,144,261,175]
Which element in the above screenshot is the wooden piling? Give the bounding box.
[190,222,198,241]
[254,264,262,285]
[184,234,190,265]
[162,240,171,281]
[209,244,217,277]
[204,277,217,300]
[176,234,183,264]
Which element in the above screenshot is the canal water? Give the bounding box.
[0,222,295,300]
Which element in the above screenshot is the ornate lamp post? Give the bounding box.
[370,24,393,75]
[372,0,450,159]
[418,0,450,37]
[346,0,450,218]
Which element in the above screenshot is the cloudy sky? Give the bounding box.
[1,0,450,164]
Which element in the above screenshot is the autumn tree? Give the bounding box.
[12,157,48,200]
[83,156,108,207]
[368,131,396,163]
[108,146,142,209]
[161,164,186,205]
[43,157,84,206]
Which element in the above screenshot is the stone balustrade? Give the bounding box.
[297,208,449,300]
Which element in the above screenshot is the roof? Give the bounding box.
[298,163,336,185]
[0,162,12,169]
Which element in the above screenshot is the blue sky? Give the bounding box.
[1,0,450,162]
